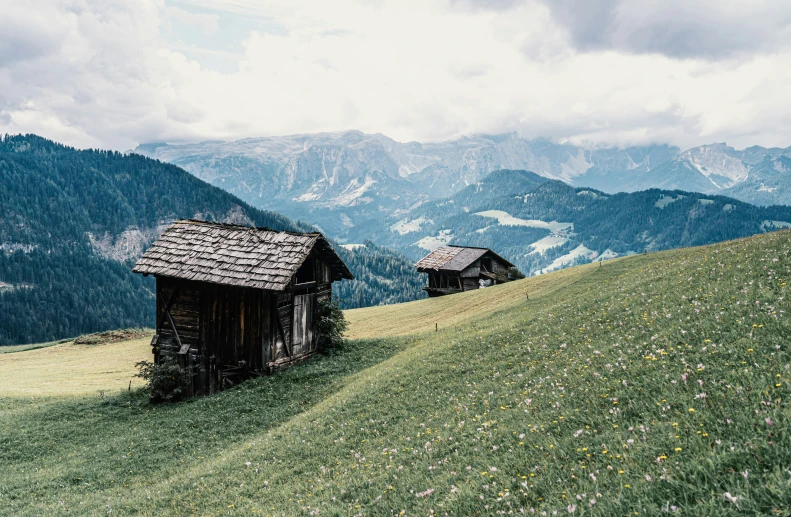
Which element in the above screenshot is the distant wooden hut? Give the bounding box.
[133,220,353,395]
[415,246,514,297]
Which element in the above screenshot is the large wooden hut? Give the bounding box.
[415,245,514,297]
[133,220,353,395]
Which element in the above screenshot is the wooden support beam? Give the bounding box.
[166,309,186,354]
[157,288,179,329]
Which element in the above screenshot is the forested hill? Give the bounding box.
[375,169,791,275]
[334,241,425,308]
[0,135,311,244]
[0,135,422,345]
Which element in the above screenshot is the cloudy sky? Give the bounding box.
[2,0,791,151]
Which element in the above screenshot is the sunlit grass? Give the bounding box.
[1,232,790,515]
[345,260,597,339]
[0,336,151,397]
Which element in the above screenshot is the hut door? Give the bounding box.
[292,294,314,356]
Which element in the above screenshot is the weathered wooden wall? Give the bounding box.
[152,255,335,396]
[491,259,508,273]
[461,266,480,278]
[463,278,479,290]
[200,283,266,369]
[156,281,201,357]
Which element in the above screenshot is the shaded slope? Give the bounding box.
[0,135,306,345]
[334,241,425,308]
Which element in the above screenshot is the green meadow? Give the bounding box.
[1,231,789,515]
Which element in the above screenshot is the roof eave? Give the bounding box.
[135,269,291,292]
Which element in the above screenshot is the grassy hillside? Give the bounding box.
[1,231,790,515]
[345,261,595,339]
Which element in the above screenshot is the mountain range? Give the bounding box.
[135,132,791,244]
[624,143,791,202]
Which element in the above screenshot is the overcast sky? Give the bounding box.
[2,0,791,151]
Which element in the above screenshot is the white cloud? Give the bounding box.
[1,0,791,151]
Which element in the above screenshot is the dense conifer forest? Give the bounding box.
[334,242,424,308]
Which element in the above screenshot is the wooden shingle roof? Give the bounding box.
[133,220,353,291]
[414,246,463,271]
[415,245,514,272]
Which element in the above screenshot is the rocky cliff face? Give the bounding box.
[626,143,791,204]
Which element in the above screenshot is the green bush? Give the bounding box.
[316,298,348,353]
[495,266,526,283]
[135,357,186,403]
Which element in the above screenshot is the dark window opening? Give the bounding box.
[296,259,316,284]
[481,257,493,272]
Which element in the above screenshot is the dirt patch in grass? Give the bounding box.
[73,328,150,345]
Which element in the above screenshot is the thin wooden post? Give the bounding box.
[435,322,438,332]
[165,308,185,353]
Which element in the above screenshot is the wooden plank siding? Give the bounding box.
[199,283,265,370]
[463,278,479,291]
[152,260,334,396]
